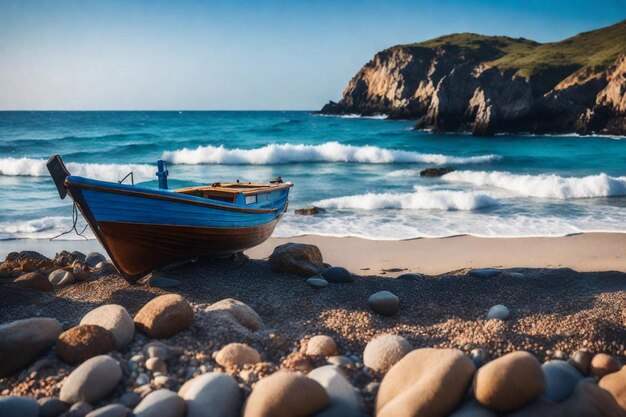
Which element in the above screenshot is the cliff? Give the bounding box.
[320,20,626,136]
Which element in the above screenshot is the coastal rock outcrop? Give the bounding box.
[321,21,626,136]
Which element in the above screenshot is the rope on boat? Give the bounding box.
[50,202,89,241]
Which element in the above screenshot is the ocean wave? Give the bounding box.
[0,157,156,182]
[317,114,388,119]
[443,170,626,199]
[311,186,497,211]
[0,216,95,240]
[161,142,500,165]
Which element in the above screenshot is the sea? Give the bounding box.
[1,111,625,247]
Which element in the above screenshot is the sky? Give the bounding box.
[0,0,624,110]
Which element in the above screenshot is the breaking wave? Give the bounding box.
[161,142,500,165]
[0,158,156,182]
[0,216,95,240]
[312,186,498,211]
[442,171,626,199]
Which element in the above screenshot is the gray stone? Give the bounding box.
[85,404,129,417]
[567,350,593,376]
[178,372,242,417]
[449,399,497,417]
[541,360,583,403]
[0,396,39,417]
[327,356,354,367]
[80,305,135,350]
[507,272,525,278]
[60,355,123,404]
[367,291,399,316]
[470,348,489,369]
[322,267,353,283]
[142,341,178,361]
[49,269,75,286]
[148,275,182,289]
[117,392,141,408]
[133,389,185,417]
[307,277,329,289]
[0,317,63,377]
[397,273,423,281]
[85,252,106,268]
[486,304,510,320]
[309,365,360,417]
[38,397,68,417]
[469,268,501,278]
[67,401,92,417]
[71,251,87,262]
[205,298,263,331]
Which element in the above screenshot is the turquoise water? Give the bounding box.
[0,111,625,241]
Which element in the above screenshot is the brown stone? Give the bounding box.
[473,351,545,412]
[376,348,475,417]
[215,343,261,368]
[567,350,593,376]
[590,353,622,378]
[134,294,194,338]
[599,365,626,410]
[56,325,116,365]
[243,371,329,417]
[363,334,412,373]
[268,243,325,277]
[305,335,337,357]
[14,272,53,292]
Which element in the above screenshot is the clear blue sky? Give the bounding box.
[0,0,624,110]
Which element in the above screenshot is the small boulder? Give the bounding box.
[322,267,353,283]
[14,272,53,291]
[38,397,68,417]
[308,365,360,417]
[0,317,62,377]
[147,275,182,289]
[56,325,117,364]
[268,243,325,277]
[449,399,497,417]
[397,273,423,281]
[0,396,39,417]
[133,389,185,417]
[7,250,53,272]
[178,372,242,417]
[48,269,75,286]
[295,206,325,216]
[85,404,129,417]
[67,401,92,417]
[420,167,455,177]
[306,335,338,357]
[486,304,510,320]
[306,277,329,289]
[473,351,545,412]
[590,353,622,378]
[205,298,263,331]
[134,294,194,339]
[85,252,107,268]
[243,371,329,417]
[72,268,91,282]
[215,343,261,367]
[599,365,626,410]
[469,268,500,278]
[59,355,123,404]
[367,291,399,316]
[541,360,583,403]
[71,251,87,262]
[363,334,412,373]
[567,350,593,376]
[80,304,135,350]
[376,348,476,417]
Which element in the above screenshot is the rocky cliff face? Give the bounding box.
[321,22,626,136]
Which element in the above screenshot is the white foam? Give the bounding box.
[0,216,95,241]
[311,186,497,211]
[443,170,626,199]
[161,142,500,165]
[0,158,155,182]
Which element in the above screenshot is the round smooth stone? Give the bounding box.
[306,335,337,357]
[0,396,39,417]
[178,372,242,417]
[322,267,354,283]
[59,355,123,404]
[486,305,510,320]
[363,334,412,373]
[306,277,329,289]
[367,291,399,316]
[541,360,583,403]
[397,273,423,281]
[133,389,185,417]
[80,304,135,350]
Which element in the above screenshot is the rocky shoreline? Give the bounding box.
[1,245,626,416]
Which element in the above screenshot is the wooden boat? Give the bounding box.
[47,155,292,282]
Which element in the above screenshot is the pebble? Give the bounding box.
[85,404,128,417]
[38,397,68,417]
[14,272,53,292]
[0,396,39,417]
[134,294,194,339]
[486,304,510,320]
[306,277,329,289]
[178,372,242,417]
[67,401,92,417]
[363,334,412,373]
[376,348,476,417]
[72,268,91,282]
[80,305,135,350]
[541,360,583,403]
[205,298,263,331]
[268,243,325,277]
[94,261,113,270]
[147,275,182,289]
[306,335,338,357]
[117,392,141,408]
[470,348,489,369]
[308,365,360,417]
[85,252,106,268]
[396,273,422,281]
[322,267,354,283]
[367,291,399,316]
[243,371,329,417]
[60,355,123,404]
[327,356,353,367]
[473,351,545,412]
[567,350,593,376]
[56,325,117,364]
[0,317,62,377]
[469,268,501,278]
[590,353,622,378]
[133,389,185,417]
[215,343,261,367]
[136,373,150,386]
[598,365,626,409]
[145,357,167,374]
[48,269,75,286]
[507,272,525,278]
